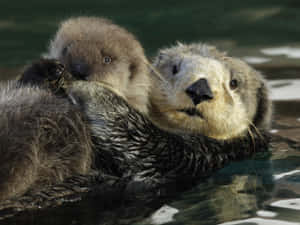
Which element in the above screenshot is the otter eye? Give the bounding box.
[172,65,179,75]
[103,56,112,64]
[230,79,238,90]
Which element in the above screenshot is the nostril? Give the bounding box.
[185,78,213,105]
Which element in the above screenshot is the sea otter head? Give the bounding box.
[150,43,272,140]
[44,16,150,114]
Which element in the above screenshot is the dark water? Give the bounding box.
[1,0,300,68]
[1,1,300,225]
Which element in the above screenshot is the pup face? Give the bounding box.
[45,17,150,114]
[151,46,270,140]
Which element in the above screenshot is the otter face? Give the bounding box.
[44,17,150,114]
[151,45,271,140]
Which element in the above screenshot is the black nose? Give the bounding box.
[69,62,90,80]
[185,78,213,105]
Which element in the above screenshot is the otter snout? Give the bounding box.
[70,62,90,80]
[185,78,213,105]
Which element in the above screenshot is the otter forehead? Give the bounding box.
[156,53,229,92]
[180,55,227,82]
[46,17,144,60]
[59,40,132,64]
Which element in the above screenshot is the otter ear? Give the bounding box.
[253,81,272,130]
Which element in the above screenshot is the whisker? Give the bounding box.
[141,58,168,84]
[247,119,263,140]
[247,126,256,152]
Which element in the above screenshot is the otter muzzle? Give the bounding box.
[185,78,213,105]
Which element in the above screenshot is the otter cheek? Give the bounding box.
[221,101,248,139]
[203,100,230,138]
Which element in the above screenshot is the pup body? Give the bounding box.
[0,81,93,200]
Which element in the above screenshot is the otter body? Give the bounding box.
[0,18,270,218]
[0,59,268,218]
[0,81,93,201]
[1,15,153,203]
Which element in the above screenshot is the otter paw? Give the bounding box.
[19,58,65,86]
[46,60,66,81]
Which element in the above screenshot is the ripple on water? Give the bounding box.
[270,198,300,211]
[261,46,300,59]
[273,170,300,180]
[218,217,300,225]
[256,210,278,218]
[242,56,271,64]
[149,205,179,225]
[268,79,300,100]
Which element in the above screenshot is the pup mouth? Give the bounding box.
[178,108,203,118]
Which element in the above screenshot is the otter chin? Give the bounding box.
[150,43,272,140]
[178,107,204,118]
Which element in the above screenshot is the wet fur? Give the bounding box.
[0,61,269,216]
[0,81,93,200]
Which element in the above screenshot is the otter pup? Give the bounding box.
[150,42,272,140]
[2,15,152,201]
[1,16,151,201]
[44,16,150,114]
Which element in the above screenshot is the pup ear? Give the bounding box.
[253,80,272,130]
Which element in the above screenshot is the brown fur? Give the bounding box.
[0,16,152,201]
[45,17,151,114]
[0,81,93,200]
[150,43,272,139]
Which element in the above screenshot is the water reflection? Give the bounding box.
[5,141,299,225]
[135,148,300,225]
[135,157,274,225]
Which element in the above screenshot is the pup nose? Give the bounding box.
[185,78,213,105]
[70,62,90,79]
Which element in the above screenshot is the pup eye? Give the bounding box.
[230,79,238,90]
[103,56,112,64]
[172,65,179,75]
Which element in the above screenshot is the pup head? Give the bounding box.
[45,17,150,114]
